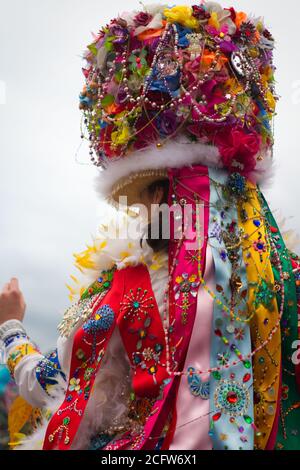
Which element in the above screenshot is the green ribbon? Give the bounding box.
[259,191,300,450]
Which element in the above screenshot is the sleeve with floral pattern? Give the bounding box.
[0,320,66,408]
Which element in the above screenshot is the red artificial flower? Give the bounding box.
[133,115,159,150]
[215,127,261,175]
[98,125,123,158]
[226,7,237,22]
[134,12,153,27]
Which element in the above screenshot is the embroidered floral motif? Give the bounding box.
[128,316,155,351]
[252,279,276,311]
[217,352,230,366]
[69,378,81,393]
[120,288,154,322]
[185,250,201,266]
[174,273,199,324]
[234,327,245,341]
[132,342,164,384]
[253,240,267,254]
[36,349,65,393]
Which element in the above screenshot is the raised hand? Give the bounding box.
[0,278,26,325]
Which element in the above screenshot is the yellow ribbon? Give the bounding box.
[238,183,281,449]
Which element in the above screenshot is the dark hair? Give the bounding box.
[141,179,170,253]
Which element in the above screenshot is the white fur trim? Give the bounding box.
[95,140,222,200]
[95,140,274,201]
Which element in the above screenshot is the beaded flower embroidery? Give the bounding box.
[120,287,155,322]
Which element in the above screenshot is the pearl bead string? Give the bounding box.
[81,21,274,166]
[161,192,285,378]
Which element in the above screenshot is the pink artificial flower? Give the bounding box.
[215,128,261,174]
[206,23,237,53]
[190,79,227,120]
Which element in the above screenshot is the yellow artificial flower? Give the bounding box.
[256,20,264,34]
[111,122,131,147]
[262,66,274,82]
[66,283,77,302]
[120,251,131,260]
[164,6,199,29]
[73,240,107,272]
[266,90,276,112]
[225,78,243,95]
[73,246,97,271]
[208,12,220,30]
[150,253,167,271]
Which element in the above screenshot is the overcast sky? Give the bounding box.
[0,0,299,352]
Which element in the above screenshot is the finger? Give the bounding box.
[10,278,20,291]
[2,282,11,293]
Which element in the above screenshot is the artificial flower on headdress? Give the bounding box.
[79,1,277,171]
[163,5,199,29]
[206,2,237,35]
[111,118,132,147]
[233,11,248,28]
[214,128,261,174]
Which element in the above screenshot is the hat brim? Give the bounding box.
[109,169,168,208]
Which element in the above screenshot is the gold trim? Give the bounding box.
[109,169,168,208]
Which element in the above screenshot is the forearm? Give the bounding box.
[0,320,64,408]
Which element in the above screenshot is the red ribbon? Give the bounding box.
[43,265,168,450]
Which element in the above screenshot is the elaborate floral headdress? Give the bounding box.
[79,2,277,203]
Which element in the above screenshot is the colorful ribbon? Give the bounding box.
[237,183,281,449]
[208,168,254,450]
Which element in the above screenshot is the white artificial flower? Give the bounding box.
[120,10,139,27]
[205,1,237,35]
[143,3,168,16]
[120,3,167,29]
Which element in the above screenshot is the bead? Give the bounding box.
[243,373,251,383]
[244,415,253,424]
[212,412,222,422]
[243,360,251,369]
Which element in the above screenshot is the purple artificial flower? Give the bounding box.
[116,87,128,105]
[219,40,237,53]
[109,22,129,44]
[155,110,179,136]
[134,11,153,27]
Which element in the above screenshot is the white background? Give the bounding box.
[0,0,299,351]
